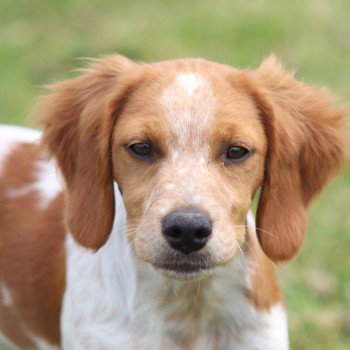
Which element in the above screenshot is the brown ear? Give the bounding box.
[253,56,346,262]
[39,55,138,250]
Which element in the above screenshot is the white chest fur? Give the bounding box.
[61,188,289,350]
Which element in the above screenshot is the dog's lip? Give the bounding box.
[152,258,213,279]
[154,261,211,273]
[151,251,214,279]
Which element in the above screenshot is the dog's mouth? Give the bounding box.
[152,253,213,280]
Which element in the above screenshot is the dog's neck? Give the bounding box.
[62,188,288,349]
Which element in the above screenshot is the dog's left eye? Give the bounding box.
[225,146,250,162]
[128,143,154,158]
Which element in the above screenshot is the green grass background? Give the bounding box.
[0,0,349,348]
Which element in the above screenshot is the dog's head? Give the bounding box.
[40,55,346,279]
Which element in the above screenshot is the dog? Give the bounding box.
[0,55,346,349]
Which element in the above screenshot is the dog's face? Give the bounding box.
[112,64,267,278]
[40,55,345,278]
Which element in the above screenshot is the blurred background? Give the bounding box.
[0,0,349,348]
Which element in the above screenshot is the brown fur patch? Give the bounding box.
[244,229,282,309]
[0,143,65,347]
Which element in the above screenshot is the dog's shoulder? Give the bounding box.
[0,125,65,348]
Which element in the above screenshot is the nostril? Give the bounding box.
[167,227,182,240]
[194,228,211,240]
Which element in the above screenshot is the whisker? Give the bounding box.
[194,280,201,302]
[255,227,279,239]
[233,224,279,239]
[126,229,137,237]
[235,246,246,271]
[172,284,180,299]
[124,239,136,265]
[242,240,261,276]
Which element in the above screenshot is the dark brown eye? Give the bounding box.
[128,143,153,158]
[225,146,250,162]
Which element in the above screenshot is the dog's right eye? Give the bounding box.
[128,143,154,158]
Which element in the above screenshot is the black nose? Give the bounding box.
[162,208,212,255]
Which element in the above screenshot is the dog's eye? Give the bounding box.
[225,146,250,162]
[128,143,153,158]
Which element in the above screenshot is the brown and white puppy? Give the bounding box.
[0,55,346,350]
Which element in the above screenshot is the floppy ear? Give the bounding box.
[253,55,347,262]
[39,55,139,250]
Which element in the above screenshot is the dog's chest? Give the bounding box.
[128,268,288,350]
[62,228,288,350]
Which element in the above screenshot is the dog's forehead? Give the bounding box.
[161,71,213,102]
[170,72,208,97]
[153,65,258,146]
[160,72,216,143]
[120,61,263,152]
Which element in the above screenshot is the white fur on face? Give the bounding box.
[158,72,216,206]
[176,73,203,97]
[161,72,215,154]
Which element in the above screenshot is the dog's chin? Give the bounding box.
[156,266,213,281]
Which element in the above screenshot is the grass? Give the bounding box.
[0,0,349,348]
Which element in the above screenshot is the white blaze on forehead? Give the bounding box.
[176,73,203,97]
[161,72,216,150]
[160,72,217,203]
